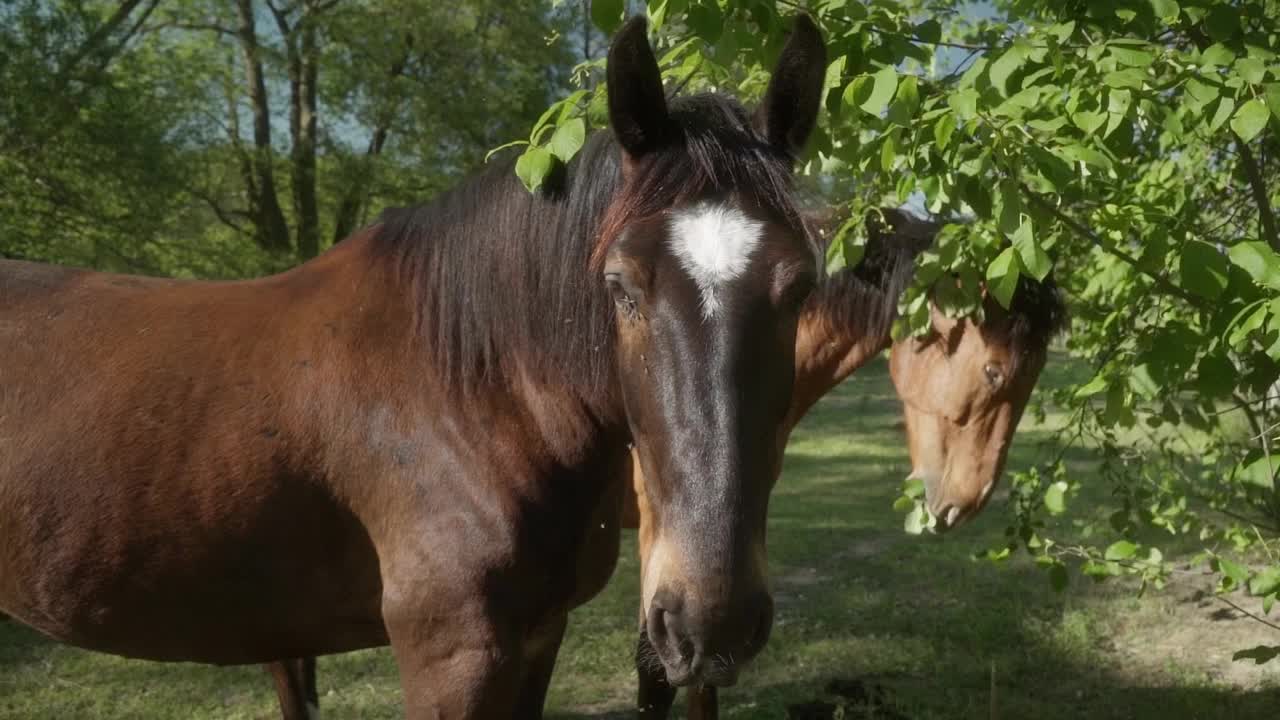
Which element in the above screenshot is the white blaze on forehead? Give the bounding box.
[669,202,765,317]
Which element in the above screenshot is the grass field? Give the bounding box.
[2,353,1278,719]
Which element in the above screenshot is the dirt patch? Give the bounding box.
[1105,569,1280,690]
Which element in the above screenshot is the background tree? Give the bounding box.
[0,0,582,274]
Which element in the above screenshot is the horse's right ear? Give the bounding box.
[607,16,672,158]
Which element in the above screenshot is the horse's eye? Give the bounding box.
[605,273,637,316]
[781,277,815,312]
[983,363,1004,388]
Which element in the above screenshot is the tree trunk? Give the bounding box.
[331,38,412,243]
[234,0,291,253]
[294,1,320,259]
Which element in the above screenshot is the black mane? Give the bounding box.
[807,207,1068,353]
[366,92,816,400]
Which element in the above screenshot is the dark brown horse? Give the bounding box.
[629,208,1068,718]
[0,16,828,719]
[263,208,1068,719]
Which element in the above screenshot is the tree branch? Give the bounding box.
[1019,183,1205,307]
[56,0,149,81]
[1234,131,1280,253]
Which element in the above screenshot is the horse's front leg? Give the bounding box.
[383,589,525,719]
[512,613,569,719]
[265,658,319,720]
[685,685,718,720]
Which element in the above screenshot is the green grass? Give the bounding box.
[3,353,1279,718]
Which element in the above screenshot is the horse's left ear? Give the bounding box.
[755,13,827,159]
[607,16,672,158]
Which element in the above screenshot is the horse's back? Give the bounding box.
[0,258,386,663]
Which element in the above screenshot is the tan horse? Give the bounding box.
[630,208,1068,718]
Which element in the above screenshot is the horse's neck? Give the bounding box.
[784,309,892,433]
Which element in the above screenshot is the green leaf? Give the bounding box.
[1074,373,1109,398]
[530,101,564,143]
[687,2,722,42]
[1205,5,1239,40]
[1267,84,1280,119]
[826,216,865,274]
[1196,353,1236,398]
[988,43,1027,96]
[892,495,916,512]
[986,247,1021,308]
[887,76,919,125]
[1105,89,1132,136]
[903,504,935,535]
[1185,77,1220,105]
[1228,303,1268,348]
[1201,43,1237,68]
[949,88,979,119]
[1250,567,1280,597]
[1047,20,1074,42]
[547,119,585,163]
[1044,481,1068,515]
[1104,68,1146,89]
[1217,556,1250,586]
[1056,143,1113,170]
[1178,240,1228,299]
[861,66,899,117]
[823,56,847,96]
[933,111,957,150]
[591,0,625,33]
[1012,217,1051,281]
[1238,453,1278,490]
[1231,98,1271,142]
[914,18,942,44]
[1149,0,1179,23]
[903,476,926,499]
[880,132,897,172]
[997,180,1022,235]
[1104,540,1138,560]
[1072,110,1107,135]
[514,146,555,193]
[1129,364,1159,399]
[1235,57,1267,85]
[1209,96,1236,132]
[647,0,667,29]
[1228,241,1280,289]
[841,75,871,115]
[1109,46,1155,68]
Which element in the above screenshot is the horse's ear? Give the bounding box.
[607,16,671,158]
[756,13,827,159]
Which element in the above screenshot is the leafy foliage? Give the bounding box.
[506,0,1280,662]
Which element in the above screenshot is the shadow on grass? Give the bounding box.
[548,545,1280,720]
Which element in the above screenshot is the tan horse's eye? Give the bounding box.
[983,363,1004,387]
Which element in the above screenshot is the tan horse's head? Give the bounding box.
[890,276,1066,531]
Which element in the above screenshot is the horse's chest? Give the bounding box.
[562,473,625,608]
[492,451,629,617]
